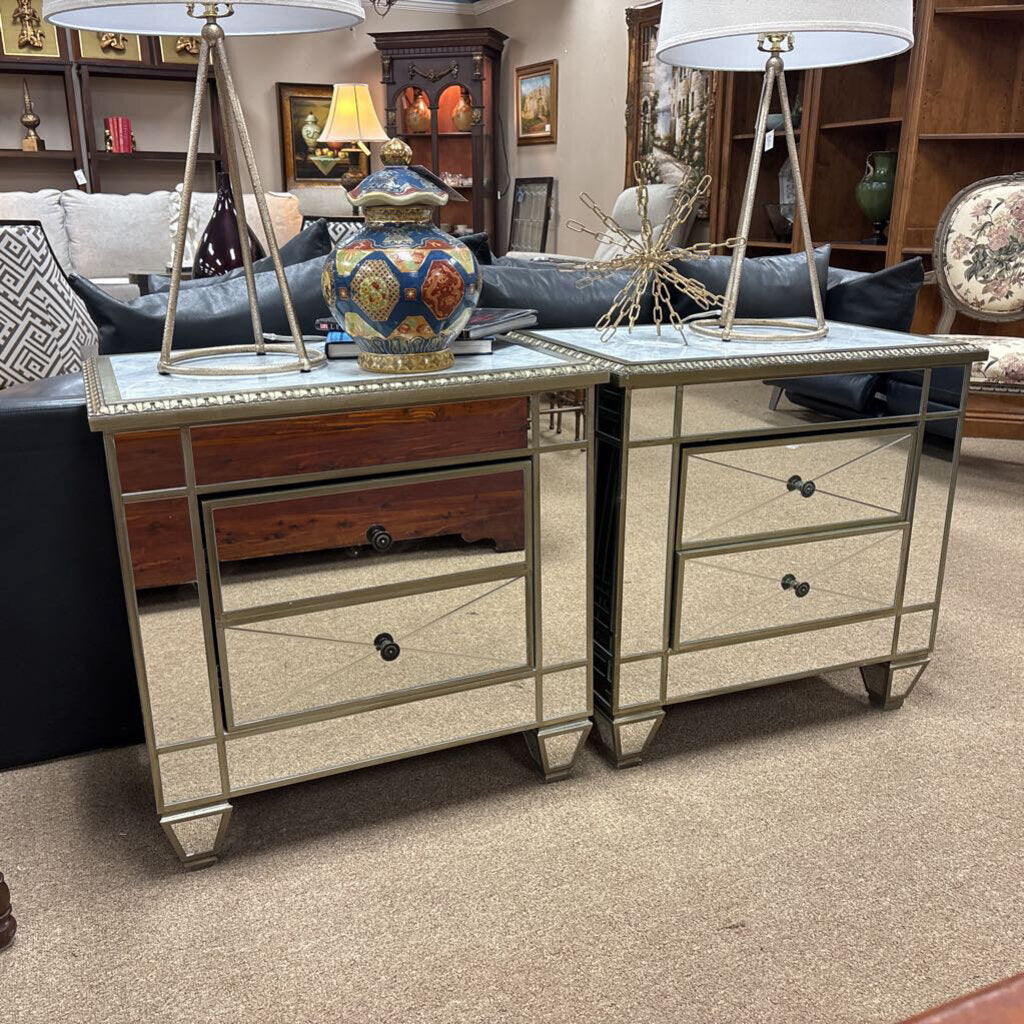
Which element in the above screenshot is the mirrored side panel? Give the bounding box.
[617,657,662,711]
[124,498,217,748]
[541,666,589,722]
[226,678,538,791]
[667,617,896,701]
[897,608,935,656]
[210,468,529,614]
[628,387,676,442]
[535,389,588,446]
[157,744,223,809]
[539,448,588,668]
[620,444,674,656]
[904,442,957,607]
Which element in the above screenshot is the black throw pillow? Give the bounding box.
[459,232,493,266]
[479,263,654,329]
[72,253,330,356]
[144,219,333,293]
[671,246,831,320]
[823,258,924,332]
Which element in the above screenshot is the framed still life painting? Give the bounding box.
[624,3,718,216]
[515,60,557,146]
[277,82,370,191]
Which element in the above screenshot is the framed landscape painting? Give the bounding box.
[515,60,557,146]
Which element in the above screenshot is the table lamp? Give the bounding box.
[315,82,389,189]
[43,0,365,376]
[657,0,914,343]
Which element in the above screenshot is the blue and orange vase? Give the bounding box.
[322,137,481,374]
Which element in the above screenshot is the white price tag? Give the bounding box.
[73,168,87,186]
[764,130,775,152]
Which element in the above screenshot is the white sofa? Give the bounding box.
[0,186,352,300]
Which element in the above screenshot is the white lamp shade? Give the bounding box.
[318,84,389,144]
[43,0,364,36]
[656,0,913,71]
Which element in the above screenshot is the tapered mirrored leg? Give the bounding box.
[861,660,929,711]
[160,801,232,869]
[594,707,665,768]
[524,720,592,782]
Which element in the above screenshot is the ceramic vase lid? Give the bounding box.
[347,138,449,209]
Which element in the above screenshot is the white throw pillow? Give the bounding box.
[169,184,303,266]
[62,189,172,278]
[0,189,71,270]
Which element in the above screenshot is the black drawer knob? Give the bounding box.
[366,524,393,553]
[786,475,816,498]
[781,574,811,598]
[374,632,401,662]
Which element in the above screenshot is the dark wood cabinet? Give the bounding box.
[372,28,507,243]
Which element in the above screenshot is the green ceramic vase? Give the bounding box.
[855,150,897,246]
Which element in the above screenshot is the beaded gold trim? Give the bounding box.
[363,205,433,225]
[357,348,455,375]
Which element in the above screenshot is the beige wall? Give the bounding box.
[486,0,637,256]
[3,3,637,256]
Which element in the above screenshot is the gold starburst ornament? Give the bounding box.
[565,164,737,341]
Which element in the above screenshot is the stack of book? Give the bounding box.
[318,308,539,360]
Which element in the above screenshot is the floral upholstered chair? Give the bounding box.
[933,173,1024,438]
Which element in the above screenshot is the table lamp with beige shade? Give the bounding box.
[42,0,365,376]
[315,83,390,189]
[656,0,914,343]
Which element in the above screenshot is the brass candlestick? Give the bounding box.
[20,79,44,152]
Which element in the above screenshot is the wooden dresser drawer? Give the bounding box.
[679,428,914,547]
[674,527,905,646]
[205,464,529,612]
[190,396,529,486]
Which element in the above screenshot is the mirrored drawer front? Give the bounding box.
[226,677,538,793]
[679,429,914,547]
[667,616,896,702]
[674,527,904,646]
[221,575,530,727]
[207,465,529,613]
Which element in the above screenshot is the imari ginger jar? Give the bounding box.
[322,137,481,374]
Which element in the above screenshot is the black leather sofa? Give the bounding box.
[0,248,927,770]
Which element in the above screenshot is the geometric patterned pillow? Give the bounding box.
[0,221,98,388]
[939,177,1024,319]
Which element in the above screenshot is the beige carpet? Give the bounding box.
[1,436,1022,1024]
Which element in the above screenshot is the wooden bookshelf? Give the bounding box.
[709,0,1024,334]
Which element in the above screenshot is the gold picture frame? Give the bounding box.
[73,29,145,64]
[0,0,63,59]
[277,81,370,190]
[515,60,557,146]
[157,35,201,67]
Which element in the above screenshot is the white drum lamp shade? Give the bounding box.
[318,84,389,147]
[42,0,364,35]
[656,0,914,71]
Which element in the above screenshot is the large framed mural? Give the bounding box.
[624,3,718,217]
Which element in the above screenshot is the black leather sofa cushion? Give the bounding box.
[778,372,883,416]
[480,265,656,329]
[886,366,966,409]
[0,373,143,769]
[144,218,332,293]
[824,258,924,333]
[72,253,331,356]
[673,245,831,320]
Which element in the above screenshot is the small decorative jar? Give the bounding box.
[855,150,898,246]
[452,88,474,133]
[322,137,481,374]
[404,89,432,134]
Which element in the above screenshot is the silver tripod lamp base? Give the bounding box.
[156,8,325,376]
[688,33,827,345]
